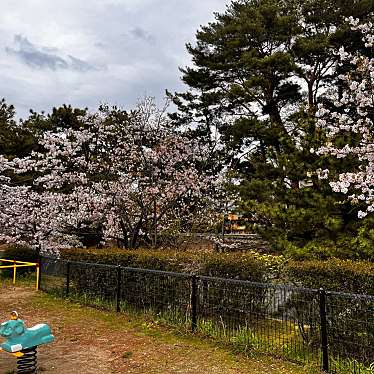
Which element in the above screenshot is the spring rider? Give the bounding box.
[0,311,54,373]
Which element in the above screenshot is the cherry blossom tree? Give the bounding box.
[0,98,221,251]
[317,17,374,218]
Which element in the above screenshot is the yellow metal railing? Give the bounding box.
[0,259,39,290]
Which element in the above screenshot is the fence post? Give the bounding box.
[116,266,122,313]
[13,259,17,285]
[36,257,42,291]
[319,288,329,373]
[66,261,71,297]
[191,275,198,331]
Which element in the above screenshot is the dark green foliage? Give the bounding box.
[21,104,88,155]
[0,99,35,158]
[2,244,39,262]
[61,247,283,282]
[276,215,374,260]
[169,0,374,258]
[284,259,374,366]
[61,247,374,294]
[61,248,281,321]
[285,258,374,295]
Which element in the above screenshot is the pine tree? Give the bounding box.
[169,0,374,257]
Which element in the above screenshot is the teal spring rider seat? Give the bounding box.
[0,311,54,373]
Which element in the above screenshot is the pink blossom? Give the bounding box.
[317,18,374,218]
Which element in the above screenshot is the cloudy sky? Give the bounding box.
[0,0,228,119]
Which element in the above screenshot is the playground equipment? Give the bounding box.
[0,311,54,373]
[0,259,40,290]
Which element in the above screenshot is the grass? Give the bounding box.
[55,286,321,368]
[330,358,374,374]
[45,286,373,374]
[22,282,318,373]
[4,275,373,373]
[29,291,314,374]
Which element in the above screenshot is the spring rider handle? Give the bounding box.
[0,311,54,373]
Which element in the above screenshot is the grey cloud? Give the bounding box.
[0,0,227,120]
[5,34,100,72]
[41,46,59,53]
[68,55,101,72]
[94,42,106,49]
[129,27,154,43]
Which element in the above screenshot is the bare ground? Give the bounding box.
[0,284,314,374]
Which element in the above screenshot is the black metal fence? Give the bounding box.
[40,256,374,373]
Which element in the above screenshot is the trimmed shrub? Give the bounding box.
[60,247,284,282]
[284,258,374,295]
[60,248,373,294]
[2,244,39,262]
[59,248,285,327]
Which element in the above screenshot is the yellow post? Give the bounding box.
[13,260,16,285]
[36,264,40,290]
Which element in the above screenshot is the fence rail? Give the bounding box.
[39,256,374,374]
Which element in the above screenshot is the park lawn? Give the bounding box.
[0,284,319,374]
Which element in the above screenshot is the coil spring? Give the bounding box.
[17,347,38,374]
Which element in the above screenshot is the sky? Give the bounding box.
[0,0,228,119]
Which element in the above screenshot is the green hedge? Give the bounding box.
[284,258,374,295]
[60,248,373,295]
[61,247,284,283]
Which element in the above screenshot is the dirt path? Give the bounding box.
[0,285,313,374]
